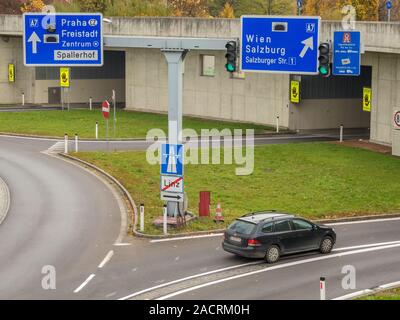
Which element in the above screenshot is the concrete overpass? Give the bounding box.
[0,15,399,154]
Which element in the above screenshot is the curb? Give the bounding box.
[0,176,11,226]
[56,153,400,240]
[333,280,400,300]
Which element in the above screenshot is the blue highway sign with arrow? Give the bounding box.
[240,16,321,75]
[23,13,103,67]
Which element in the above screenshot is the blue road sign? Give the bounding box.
[297,0,302,8]
[333,31,361,76]
[386,0,393,10]
[161,144,184,176]
[240,16,321,75]
[23,13,103,67]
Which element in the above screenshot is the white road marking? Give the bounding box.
[333,280,400,300]
[73,274,95,293]
[150,233,224,243]
[326,217,400,226]
[114,243,131,246]
[156,242,400,300]
[98,250,114,269]
[333,240,400,252]
[118,261,262,300]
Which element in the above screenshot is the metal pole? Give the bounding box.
[162,50,186,217]
[320,277,326,300]
[75,133,78,153]
[139,204,144,232]
[61,88,64,111]
[163,204,168,235]
[95,121,98,140]
[106,119,109,151]
[64,133,68,154]
[113,89,116,138]
[388,9,391,22]
[67,88,70,111]
[340,124,344,143]
[89,97,92,111]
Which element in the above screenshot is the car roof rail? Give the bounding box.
[242,210,277,217]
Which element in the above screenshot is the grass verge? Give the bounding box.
[359,288,400,300]
[75,142,400,235]
[0,109,275,139]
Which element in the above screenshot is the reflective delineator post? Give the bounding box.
[64,133,68,154]
[340,124,344,143]
[95,121,98,140]
[22,92,25,106]
[75,133,78,153]
[139,204,145,232]
[163,204,168,235]
[320,277,326,300]
[276,116,280,133]
[89,97,93,111]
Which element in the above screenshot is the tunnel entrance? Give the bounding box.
[290,66,372,135]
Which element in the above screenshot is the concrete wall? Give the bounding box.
[126,48,290,127]
[0,36,34,104]
[33,79,125,104]
[363,52,400,146]
[289,99,370,130]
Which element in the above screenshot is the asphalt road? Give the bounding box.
[1,132,399,300]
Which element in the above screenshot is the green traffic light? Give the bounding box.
[319,66,329,75]
[225,63,236,72]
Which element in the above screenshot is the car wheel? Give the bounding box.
[320,237,333,254]
[265,245,280,264]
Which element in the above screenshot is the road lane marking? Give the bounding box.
[332,240,400,252]
[155,242,400,300]
[98,250,114,269]
[73,274,95,293]
[327,217,400,226]
[118,261,262,300]
[150,233,224,243]
[333,280,400,300]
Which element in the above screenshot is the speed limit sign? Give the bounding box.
[394,111,400,130]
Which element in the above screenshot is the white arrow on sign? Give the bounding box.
[299,36,314,58]
[28,31,41,54]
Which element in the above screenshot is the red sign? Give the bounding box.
[102,100,110,119]
[343,32,351,43]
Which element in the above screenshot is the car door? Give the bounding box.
[291,218,319,251]
[272,219,298,253]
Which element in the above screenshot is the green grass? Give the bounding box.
[0,109,275,139]
[75,143,400,235]
[359,288,400,300]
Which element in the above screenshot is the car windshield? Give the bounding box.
[228,220,256,235]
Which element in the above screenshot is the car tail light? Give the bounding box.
[247,239,261,247]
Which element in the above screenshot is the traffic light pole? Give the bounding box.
[162,49,188,217]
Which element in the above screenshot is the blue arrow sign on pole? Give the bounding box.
[332,31,361,76]
[240,16,321,75]
[23,13,103,67]
[386,0,393,10]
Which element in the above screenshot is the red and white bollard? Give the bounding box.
[320,277,326,300]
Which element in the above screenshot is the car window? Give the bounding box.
[274,220,292,232]
[262,222,274,233]
[292,219,313,231]
[228,220,256,235]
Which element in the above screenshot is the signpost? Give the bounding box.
[23,13,103,67]
[102,100,110,147]
[290,80,300,103]
[394,110,400,130]
[333,31,361,76]
[386,0,393,22]
[363,87,372,112]
[160,144,184,206]
[8,64,15,83]
[60,67,70,111]
[240,16,320,74]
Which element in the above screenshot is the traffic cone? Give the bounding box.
[214,201,224,222]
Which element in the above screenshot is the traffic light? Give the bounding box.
[318,43,330,77]
[225,41,237,73]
